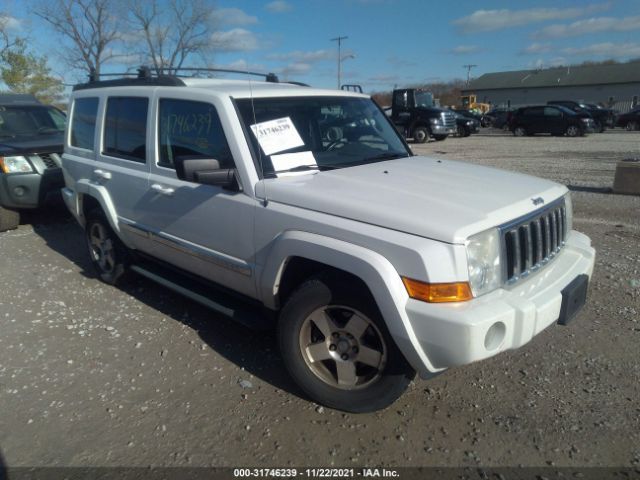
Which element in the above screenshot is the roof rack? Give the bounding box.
[74,66,283,91]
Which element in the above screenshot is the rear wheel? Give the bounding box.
[0,205,20,232]
[412,126,429,143]
[627,121,639,131]
[85,209,129,285]
[566,125,580,137]
[513,126,527,137]
[278,276,415,413]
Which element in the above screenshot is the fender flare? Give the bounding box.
[259,230,441,374]
[75,179,120,233]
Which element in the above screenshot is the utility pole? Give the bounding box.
[331,36,348,89]
[463,64,477,86]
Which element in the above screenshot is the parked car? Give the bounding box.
[482,108,514,129]
[61,68,595,412]
[615,107,640,131]
[0,94,66,231]
[509,105,595,137]
[453,112,480,137]
[547,101,613,132]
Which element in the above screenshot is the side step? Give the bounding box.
[130,262,275,331]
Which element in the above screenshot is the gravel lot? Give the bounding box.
[0,129,639,471]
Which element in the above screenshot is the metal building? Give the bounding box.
[461,61,640,112]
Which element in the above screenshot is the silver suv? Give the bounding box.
[62,69,595,412]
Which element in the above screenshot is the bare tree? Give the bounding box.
[32,0,121,77]
[128,0,213,75]
[0,13,23,59]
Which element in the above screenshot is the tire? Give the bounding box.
[456,125,465,137]
[627,121,639,131]
[278,276,415,413]
[412,126,429,144]
[433,135,447,141]
[595,121,605,133]
[0,205,20,232]
[566,125,580,137]
[513,126,526,137]
[85,209,129,285]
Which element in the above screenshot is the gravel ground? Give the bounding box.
[0,129,639,470]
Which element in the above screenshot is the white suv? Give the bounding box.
[61,69,595,412]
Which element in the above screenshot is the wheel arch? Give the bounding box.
[75,180,120,233]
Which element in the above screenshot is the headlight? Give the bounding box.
[565,193,573,232]
[0,155,34,173]
[466,228,501,297]
[429,118,441,125]
[466,121,473,125]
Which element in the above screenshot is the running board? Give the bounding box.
[130,263,274,331]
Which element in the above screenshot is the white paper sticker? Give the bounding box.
[270,151,317,175]
[250,117,304,155]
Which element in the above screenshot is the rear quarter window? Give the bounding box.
[70,97,99,150]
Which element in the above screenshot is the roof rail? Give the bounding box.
[341,84,363,93]
[74,65,283,91]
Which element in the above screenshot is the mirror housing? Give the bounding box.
[174,156,236,188]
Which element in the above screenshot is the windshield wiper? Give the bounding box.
[265,164,320,177]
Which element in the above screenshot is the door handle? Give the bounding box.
[93,169,112,180]
[150,183,175,196]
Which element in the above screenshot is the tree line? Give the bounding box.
[0,0,218,104]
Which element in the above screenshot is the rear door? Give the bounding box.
[96,94,151,250]
[523,107,544,133]
[543,106,564,134]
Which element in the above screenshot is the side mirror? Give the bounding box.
[174,156,236,188]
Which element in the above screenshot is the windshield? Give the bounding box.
[0,106,66,138]
[236,96,410,176]
[414,91,434,108]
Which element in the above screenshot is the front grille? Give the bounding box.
[38,153,61,169]
[501,200,567,283]
[441,111,456,129]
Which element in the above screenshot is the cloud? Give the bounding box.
[453,3,610,33]
[561,42,640,58]
[267,50,333,62]
[0,14,21,31]
[211,8,258,27]
[534,15,640,38]
[211,29,259,52]
[527,57,567,68]
[265,1,292,13]
[449,45,481,55]
[521,43,553,54]
[280,62,312,76]
[387,55,417,68]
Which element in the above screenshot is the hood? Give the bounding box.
[0,133,64,155]
[258,156,567,244]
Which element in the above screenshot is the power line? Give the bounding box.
[331,36,348,89]
[463,64,477,86]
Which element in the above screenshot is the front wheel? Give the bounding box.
[627,121,639,131]
[566,125,580,137]
[0,205,20,232]
[85,209,129,285]
[513,126,527,137]
[412,126,429,143]
[278,276,415,412]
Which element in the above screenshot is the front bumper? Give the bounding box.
[402,230,595,375]
[431,125,456,135]
[0,168,64,209]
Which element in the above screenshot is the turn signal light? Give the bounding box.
[401,277,473,303]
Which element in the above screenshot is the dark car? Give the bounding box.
[453,112,480,137]
[0,94,66,231]
[482,107,514,129]
[509,105,595,137]
[547,101,613,132]
[615,107,640,131]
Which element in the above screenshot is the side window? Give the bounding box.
[544,107,561,117]
[103,97,148,162]
[157,99,233,169]
[524,107,543,116]
[70,97,99,150]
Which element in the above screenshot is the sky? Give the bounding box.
[3,0,640,92]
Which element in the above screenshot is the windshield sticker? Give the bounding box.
[270,151,317,176]
[250,117,304,155]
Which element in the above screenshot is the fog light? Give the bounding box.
[13,186,26,197]
[484,322,506,351]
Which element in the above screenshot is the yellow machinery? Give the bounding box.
[460,94,490,113]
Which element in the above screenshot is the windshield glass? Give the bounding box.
[0,106,66,138]
[236,96,410,176]
[414,91,434,108]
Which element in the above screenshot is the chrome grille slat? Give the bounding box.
[501,200,568,284]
